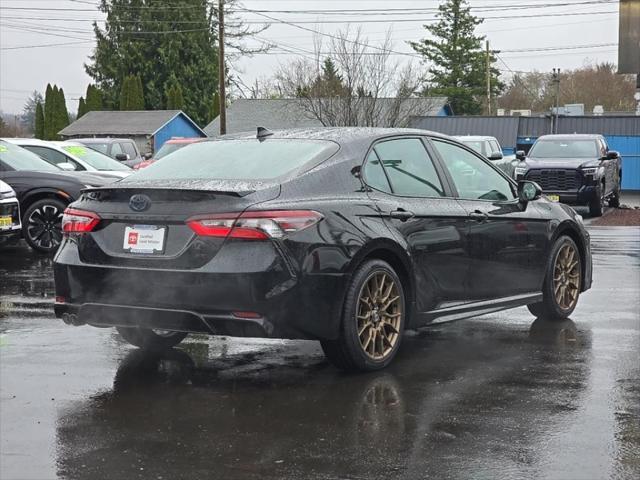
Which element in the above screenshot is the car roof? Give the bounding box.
[454,135,496,141]
[537,134,602,140]
[1,137,52,146]
[73,137,134,143]
[217,127,452,144]
[165,137,206,145]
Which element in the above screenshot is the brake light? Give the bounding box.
[187,210,323,240]
[62,208,100,233]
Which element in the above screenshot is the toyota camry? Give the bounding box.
[54,128,592,371]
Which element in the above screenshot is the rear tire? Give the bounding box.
[608,179,621,208]
[321,259,405,372]
[116,327,188,351]
[588,183,604,217]
[527,236,582,320]
[23,198,66,253]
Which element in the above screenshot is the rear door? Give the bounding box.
[429,138,549,300]
[362,136,470,312]
[23,146,85,171]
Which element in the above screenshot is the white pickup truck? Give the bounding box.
[453,135,518,178]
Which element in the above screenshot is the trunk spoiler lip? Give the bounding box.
[81,185,268,198]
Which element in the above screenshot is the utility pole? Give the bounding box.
[486,40,491,115]
[218,0,226,135]
[552,68,560,134]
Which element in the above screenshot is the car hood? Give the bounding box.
[520,157,600,169]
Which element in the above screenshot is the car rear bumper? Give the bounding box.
[53,240,348,341]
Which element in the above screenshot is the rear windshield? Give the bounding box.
[0,141,60,171]
[528,139,598,159]
[124,139,339,181]
[61,145,131,171]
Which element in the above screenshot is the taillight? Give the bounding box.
[187,210,323,240]
[61,208,100,233]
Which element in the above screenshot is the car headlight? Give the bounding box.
[515,166,528,176]
[0,190,16,200]
[581,167,598,176]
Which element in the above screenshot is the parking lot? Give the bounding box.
[0,225,638,480]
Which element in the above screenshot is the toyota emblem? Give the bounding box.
[129,194,151,212]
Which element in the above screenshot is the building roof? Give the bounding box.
[59,110,205,137]
[204,98,450,136]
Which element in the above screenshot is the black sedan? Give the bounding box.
[53,128,592,371]
[0,140,117,253]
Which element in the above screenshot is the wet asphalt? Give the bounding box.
[0,227,639,480]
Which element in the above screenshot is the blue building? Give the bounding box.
[410,115,640,191]
[59,110,206,155]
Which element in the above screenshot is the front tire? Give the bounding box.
[321,259,405,372]
[23,198,66,253]
[608,178,621,208]
[116,327,188,351]
[589,183,604,217]
[527,236,582,320]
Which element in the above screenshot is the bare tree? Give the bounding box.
[275,28,434,128]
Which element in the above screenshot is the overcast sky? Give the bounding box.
[0,0,620,116]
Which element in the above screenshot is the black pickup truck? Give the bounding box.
[514,134,622,217]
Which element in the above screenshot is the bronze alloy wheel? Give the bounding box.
[553,242,581,310]
[356,271,402,360]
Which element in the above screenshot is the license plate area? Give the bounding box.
[546,194,560,202]
[0,216,12,229]
[123,225,167,254]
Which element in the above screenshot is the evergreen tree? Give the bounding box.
[86,0,219,125]
[409,0,503,114]
[165,81,184,110]
[77,97,87,118]
[35,102,45,139]
[21,91,44,133]
[134,74,145,109]
[44,84,54,140]
[56,88,70,137]
[85,84,104,112]
[120,76,131,110]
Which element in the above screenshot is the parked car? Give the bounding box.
[454,135,518,177]
[73,137,146,167]
[133,137,206,170]
[3,139,132,178]
[0,178,21,246]
[514,134,622,217]
[54,128,592,372]
[0,140,116,253]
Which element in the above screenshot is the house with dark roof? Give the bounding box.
[59,110,206,154]
[204,98,451,136]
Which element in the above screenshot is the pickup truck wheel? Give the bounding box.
[527,236,582,320]
[116,327,188,351]
[608,180,621,208]
[321,259,405,372]
[588,184,604,217]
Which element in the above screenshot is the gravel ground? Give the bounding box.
[592,207,640,226]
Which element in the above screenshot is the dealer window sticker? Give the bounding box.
[0,145,7,153]
[63,146,87,157]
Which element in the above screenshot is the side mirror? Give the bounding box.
[488,151,503,161]
[57,162,76,171]
[518,180,542,203]
[606,150,619,160]
[515,150,526,161]
[143,152,153,160]
[115,153,130,162]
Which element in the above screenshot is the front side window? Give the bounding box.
[373,138,444,197]
[121,142,137,158]
[489,140,501,155]
[23,146,83,170]
[363,150,391,193]
[432,140,515,201]
[110,142,124,156]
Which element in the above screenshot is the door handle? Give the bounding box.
[469,210,489,222]
[389,209,415,221]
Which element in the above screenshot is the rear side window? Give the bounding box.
[124,139,339,181]
[23,146,84,170]
[373,138,444,197]
[363,150,391,193]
